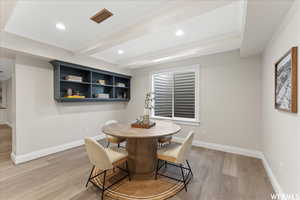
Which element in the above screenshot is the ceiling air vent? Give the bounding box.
[90,8,113,24]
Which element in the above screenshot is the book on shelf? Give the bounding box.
[116,82,126,87]
[65,95,86,99]
[64,75,83,82]
[95,93,110,99]
[97,80,106,85]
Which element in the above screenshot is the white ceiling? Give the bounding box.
[2,0,295,69]
[91,2,243,65]
[5,0,169,51]
[240,0,295,57]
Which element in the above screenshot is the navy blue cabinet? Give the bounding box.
[50,60,131,102]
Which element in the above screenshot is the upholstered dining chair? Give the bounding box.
[158,135,172,147]
[104,120,126,148]
[155,131,194,192]
[84,137,130,200]
[157,120,173,148]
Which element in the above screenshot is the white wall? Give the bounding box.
[126,50,262,151]
[261,1,300,196]
[14,55,130,156]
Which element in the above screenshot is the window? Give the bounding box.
[152,66,199,122]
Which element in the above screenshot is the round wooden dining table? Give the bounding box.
[102,121,181,174]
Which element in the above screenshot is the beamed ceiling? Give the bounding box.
[0,0,296,69]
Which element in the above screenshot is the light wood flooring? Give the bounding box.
[0,125,274,200]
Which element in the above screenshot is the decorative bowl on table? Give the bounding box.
[131,119,156,129]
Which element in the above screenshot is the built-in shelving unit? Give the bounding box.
[50,60,131,102]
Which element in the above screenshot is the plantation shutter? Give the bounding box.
[153,73,173,117]
[174,72,195,119]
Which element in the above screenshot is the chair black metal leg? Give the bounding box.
[126,160,131,181]
[107,142,110,148]
[186,160,193,177]
[101,170,107,200]
[118,143,120,148]
[155,160,160,180]
[180,164,187,192]
[86,166,95,187]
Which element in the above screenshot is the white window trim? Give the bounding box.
[150,65,200,125]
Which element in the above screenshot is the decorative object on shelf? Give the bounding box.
[64,75,83,82]
[74,90,80,96]
[116,92,127,99]
[116,82,126,87]
[65,89,85,98]
[67,88,73,96]
[65,95,85,99]
[95,93,110,99]
[275,47,297,113]
[97,79,106,85]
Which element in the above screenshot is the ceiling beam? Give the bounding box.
[0,32,131,74]
[119,32,240,64]
[118,32,241,68]
[76,0,236,56]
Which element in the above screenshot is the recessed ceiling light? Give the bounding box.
[175,29,184,36]
[118,50,124,55]
[56,23,66,30]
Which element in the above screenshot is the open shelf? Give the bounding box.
[60,65,91,83]
[51,60,131,102]
[114,86,128,89]
[92,83,114,87]
[60,81,91,99]
[92,84,113,99]
[61,80,91,85]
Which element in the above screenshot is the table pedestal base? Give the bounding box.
[126,138,158,174]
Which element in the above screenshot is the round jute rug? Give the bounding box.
[91,167,185,200]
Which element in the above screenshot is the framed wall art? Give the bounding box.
[275,47,297,113]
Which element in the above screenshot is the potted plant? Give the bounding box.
[143,92,154,125]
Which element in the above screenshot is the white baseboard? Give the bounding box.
[173,136,284,198]
[172,136,263,159]
[10,151,16,164]
[11,134,106,165]
[261,155,283,197]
